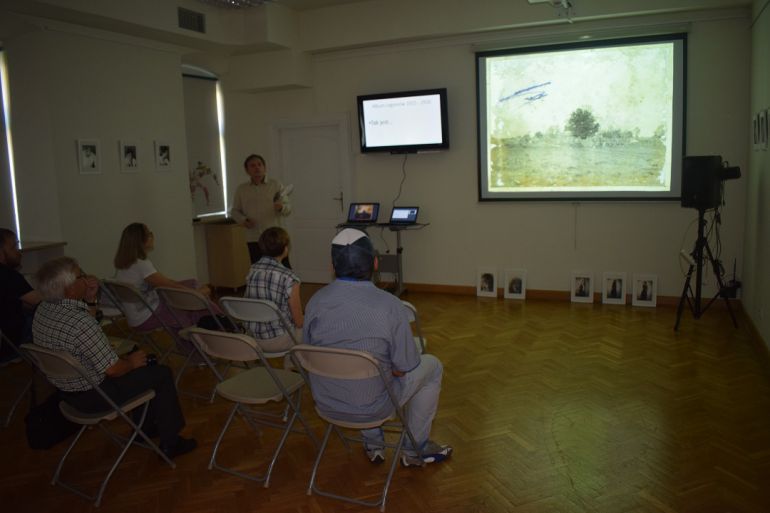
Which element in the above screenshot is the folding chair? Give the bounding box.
[219,296,300,358]
[97,281,131,339]
[186,327,317,487]
[20,343,175,507]
[101,279,173,361]
[401,300,426,354]
[290,344,423,512]
[154,287,231,399]
[0,331,34,427]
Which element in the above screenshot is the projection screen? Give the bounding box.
[477,34,686,201]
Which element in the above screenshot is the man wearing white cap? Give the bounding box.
[302,228,452,466]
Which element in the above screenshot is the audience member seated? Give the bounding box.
[243,227,303,353]
[32,256,196,458]
[302,228,452,466]
[113,223,216,331]
[0,228,42,363]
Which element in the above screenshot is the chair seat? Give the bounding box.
[253,332,296,356]
[99,306,124,319]
[315,407,395,430]
[107,336,135,356]
[216,368,304,404]
[59,389,156,425]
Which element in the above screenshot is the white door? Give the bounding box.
[271,115,351,283]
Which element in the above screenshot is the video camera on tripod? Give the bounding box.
[681,155,740,210]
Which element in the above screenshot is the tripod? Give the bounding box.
[674,208,738,330]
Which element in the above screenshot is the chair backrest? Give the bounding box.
[186,327,261,363]
[21,343,151,430]
[155,287,210,311]
[290,344,382,381]
[155,286,229,331]
[102,279,173,334]
[219,297,298,344]
[21,343,90,383]
[98,280,125,314]
[102,279,147,307]
[401,300,417,323]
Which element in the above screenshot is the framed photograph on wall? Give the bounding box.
[154,141,171,170]
[632,274,657,307]
[77,139,100,174]
[571,272,593,303]
[477,268,497,298]
[119,140,139,172]
[503,268,526,300]
[602,272,627,305]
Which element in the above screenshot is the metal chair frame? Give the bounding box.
[219,296,302,423]
[154,287,234,401]
[20,343,175,507]
[401,300,427,354]
[290,344,423,512]
[101,279,174,362]
[0,331,34,427]
[187,327,317,487]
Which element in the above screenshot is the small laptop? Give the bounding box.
[389,206,419,225]
[346,202,380,224]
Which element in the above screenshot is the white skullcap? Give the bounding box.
[332,228,369,246]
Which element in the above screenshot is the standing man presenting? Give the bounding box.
[231,154,291,265]
[302,228,452,466]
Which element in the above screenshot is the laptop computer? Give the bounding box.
[346,202,380,224]
[389,206,419,225]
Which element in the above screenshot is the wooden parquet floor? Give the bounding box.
[2,291,770,513]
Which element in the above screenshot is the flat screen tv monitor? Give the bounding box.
[358,88,449,154]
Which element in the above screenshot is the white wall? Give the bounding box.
[742,0,770,345]
[4,25,197,280]
[222,14,751,297]
[0,1,756,311]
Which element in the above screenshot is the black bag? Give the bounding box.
[24,390,80,450]
[196,314,238,333]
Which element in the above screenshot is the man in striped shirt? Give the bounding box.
[303,228,452,466]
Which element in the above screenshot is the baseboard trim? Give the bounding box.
[401,282,737,309]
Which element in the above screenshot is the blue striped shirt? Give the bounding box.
[303,279,420,421]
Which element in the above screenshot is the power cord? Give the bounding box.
[392,153,408,209]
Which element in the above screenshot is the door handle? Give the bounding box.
[332,191,343,211]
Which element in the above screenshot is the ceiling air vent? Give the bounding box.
[178,7,206,33]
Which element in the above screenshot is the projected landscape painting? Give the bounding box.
[485,42,674,193]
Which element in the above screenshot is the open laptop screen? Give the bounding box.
[389,207,419,224]
[347,203,380,223]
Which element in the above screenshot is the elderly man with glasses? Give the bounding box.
[31,256,196,459]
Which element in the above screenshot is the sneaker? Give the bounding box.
[365,446,385,464]
[160,436,197,459]
[400,440,453,467]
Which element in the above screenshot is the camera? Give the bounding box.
[146,353,158,367]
